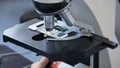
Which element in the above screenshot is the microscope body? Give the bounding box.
[30,0,81,40]
[28,0,118,66]
[33,0,69,31]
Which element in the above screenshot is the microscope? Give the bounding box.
[1,0,119,68]
[29,0,81,40]
[28,0,118,66]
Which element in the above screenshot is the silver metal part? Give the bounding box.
[28,20,92,41]
[59,8,76,26]
[44,15,54,31]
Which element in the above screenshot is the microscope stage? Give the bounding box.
[28,20,80,39]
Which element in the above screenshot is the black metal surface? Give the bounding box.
[91,34,118,49]
[3,19,117,66]
[93,53,99,68]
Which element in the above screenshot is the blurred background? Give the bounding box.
[0,0,42,66]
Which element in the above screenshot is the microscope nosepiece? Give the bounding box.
[33,0,70,13]
[34,0,64,3]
